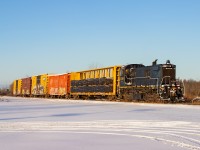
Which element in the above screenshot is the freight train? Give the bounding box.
[12,60,184,102]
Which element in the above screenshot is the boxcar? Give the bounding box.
[31,74,48,97]
[21,77,32,96]
[58,73,70,97]
[70,66,121,99]
[48,74,70,98]
[13,79,22,96]
[12,80,17,96]
[48,75,59,96]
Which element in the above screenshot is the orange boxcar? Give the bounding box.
[48,75,59,96]
[48,74,70,97]
[58,74,71,97]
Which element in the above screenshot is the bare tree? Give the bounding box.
[183,79,200,100]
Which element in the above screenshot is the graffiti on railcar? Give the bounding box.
[32,85,44,95]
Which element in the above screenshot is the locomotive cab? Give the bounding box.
[121,64,145,86]
[160,60,184,101]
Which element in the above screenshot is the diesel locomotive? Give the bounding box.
[119,60,184,102]
[12,60,184,102]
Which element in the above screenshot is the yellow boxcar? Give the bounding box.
[13,79,22,96]
[31,74,48,96]
[12,80,17,96]
[70,66,121,98]
[18,79,22,95]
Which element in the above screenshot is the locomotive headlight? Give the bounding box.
[171,89,175,92]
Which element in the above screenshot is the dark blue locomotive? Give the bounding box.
[119,60,184,102]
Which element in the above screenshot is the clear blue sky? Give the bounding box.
[0,0,200,87]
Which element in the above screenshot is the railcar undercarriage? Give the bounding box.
[119,86,185,103]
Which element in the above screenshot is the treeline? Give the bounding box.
[0,84,12,96]
[0,88,10,96]
[183,79,200,100]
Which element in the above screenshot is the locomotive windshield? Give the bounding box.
[162,64,176,85]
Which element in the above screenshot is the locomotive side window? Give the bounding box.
[125,69,130,78]
[130,68,136,78]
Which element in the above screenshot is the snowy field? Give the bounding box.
[0,96,200,150]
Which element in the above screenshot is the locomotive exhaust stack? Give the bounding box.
[152,59,158,65]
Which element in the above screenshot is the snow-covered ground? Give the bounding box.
[0,96,200,150]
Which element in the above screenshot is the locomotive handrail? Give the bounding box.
[161,76,184,88]
[161,76,171,85]
[160,76,185,101]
